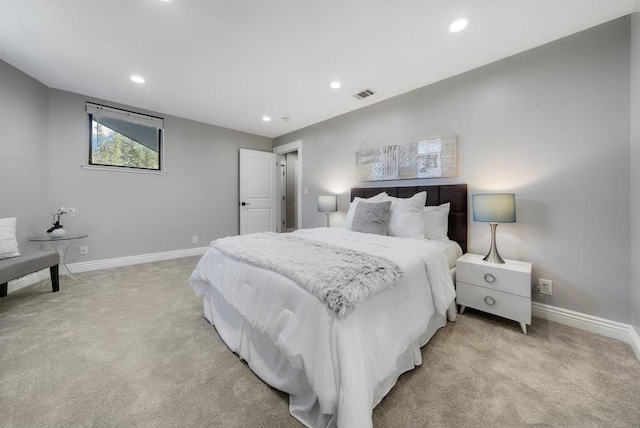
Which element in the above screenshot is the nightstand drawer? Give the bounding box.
[457,260,530,298]
[456,282,531,324]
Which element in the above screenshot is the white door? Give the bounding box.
[239,148,277,234]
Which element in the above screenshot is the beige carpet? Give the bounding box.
[1,256,639,428]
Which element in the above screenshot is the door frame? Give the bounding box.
[273,140,303,231]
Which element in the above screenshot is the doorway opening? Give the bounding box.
[273,140,303,233]
[280,152,298,232]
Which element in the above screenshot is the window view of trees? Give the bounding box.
[91,120,160,170]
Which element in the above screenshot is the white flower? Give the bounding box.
[56,207,78,216]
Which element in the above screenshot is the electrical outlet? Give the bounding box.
[192,236,198,244]
[539,278,553,296]
[79,246,89,255]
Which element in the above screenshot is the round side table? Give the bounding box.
[29,234,88,280]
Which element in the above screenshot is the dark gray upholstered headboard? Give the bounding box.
[350,184,467,253]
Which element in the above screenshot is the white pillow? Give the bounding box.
[385,191,427,238]
[344,192,388,230]
[0,217,21,260]
[423,203,450,241]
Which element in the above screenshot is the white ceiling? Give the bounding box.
[0,1,636,138]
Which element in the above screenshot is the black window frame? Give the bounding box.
[87,103,164,172]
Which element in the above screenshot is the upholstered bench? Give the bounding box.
[0,251,60,297]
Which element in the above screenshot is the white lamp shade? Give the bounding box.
[472,194,516,223]
[318,195,337,213]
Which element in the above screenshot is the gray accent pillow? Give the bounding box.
[351,201,392,235]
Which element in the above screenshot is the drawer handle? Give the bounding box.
[484,273,496,283]
[484,296,496,306]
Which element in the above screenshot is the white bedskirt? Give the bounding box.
[203,283,447,427]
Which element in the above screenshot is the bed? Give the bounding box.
[190,184,467,427]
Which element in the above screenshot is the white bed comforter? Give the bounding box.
[190,228,457,427]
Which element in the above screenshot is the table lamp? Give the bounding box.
[472,193,516,264]
[318,195,337,227]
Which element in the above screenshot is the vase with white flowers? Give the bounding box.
[47,207,78,238]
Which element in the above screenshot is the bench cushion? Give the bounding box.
[0,251,59,284]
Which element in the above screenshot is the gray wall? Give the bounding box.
[631,12,640,332]
[275,18,632,323]
[47,89,272,263]
[0,60,50,251]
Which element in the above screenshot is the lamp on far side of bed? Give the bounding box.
[318,195,338,227]
[472,193,516,264]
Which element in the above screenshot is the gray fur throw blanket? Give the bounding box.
[213,232,403,318]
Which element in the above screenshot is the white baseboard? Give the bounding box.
[630,325,640,362]
[532,302,640,361]
[67,246,208,273]
[7,246,208,294]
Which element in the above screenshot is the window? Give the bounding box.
[86,103,164,171]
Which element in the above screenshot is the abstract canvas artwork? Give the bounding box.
[356,135,458,182]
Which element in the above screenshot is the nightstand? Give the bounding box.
[456,253,532,334]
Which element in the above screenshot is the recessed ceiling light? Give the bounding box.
[130,75,145,84]
[449,17,469,33]
[262,116,271,122]
[330,81,342,89]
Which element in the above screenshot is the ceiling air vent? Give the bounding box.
[352,88,376,100]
